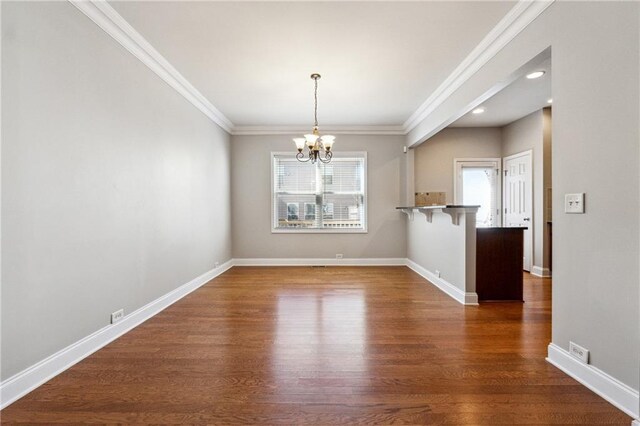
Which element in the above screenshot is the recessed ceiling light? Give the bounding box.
[526,71,546,79]
[472,107,485,114]
[547,98,553,104]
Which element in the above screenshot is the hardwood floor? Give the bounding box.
[1,267,631,424]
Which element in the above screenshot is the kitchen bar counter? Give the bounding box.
[396,205,480,226]
[401,205,526,305]
[402,205,480,304]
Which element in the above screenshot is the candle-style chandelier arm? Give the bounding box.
[295,151,312,162]
[295,147,332,163]
[318,151,333,163]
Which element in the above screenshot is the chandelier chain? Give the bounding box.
[314,77,319,128]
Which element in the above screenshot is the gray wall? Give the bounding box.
[408,1,640,391]
[542,108,552,270]
[1,2,232,379]
[407,210,476,295]
[231,134,407,259]
[416,114,552,273]
[502,110,548,271]
[414,127,502,204]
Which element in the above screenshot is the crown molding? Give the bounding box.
[68,0,234,133]
[69,0,554,138]
[403,0,555,134]
[231,125,405,136]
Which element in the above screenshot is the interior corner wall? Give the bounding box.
[230,134,407,260]
[542,107,552,271]
[403,147,415,206]
[1,2,232,380]
[407,1,640,391]
[502,110,548,271]
[414,127,503,204]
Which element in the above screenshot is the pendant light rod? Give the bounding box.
[311,73,320,128]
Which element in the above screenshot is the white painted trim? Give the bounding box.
[68,0,233,133]
[233,258,406,267]
[240,3,554,142]
[270,229,368,235]
[631,420,639,426]
[503,149,533,267]
[66,0,557,140]
[0,260,233,409]
[403,0,555,134]
[0,4,3,406]
[453,158,502,227]
[503,149,534,162]
[531,266,551,277]
[406,259,478,305]
[232,125,405,136]
[547,343,639,419]
[270,151,368,234]
[66,0,558,141]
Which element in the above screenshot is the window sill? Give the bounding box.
[271,228,368,234]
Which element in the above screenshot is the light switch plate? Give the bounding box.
[564,193,585,214]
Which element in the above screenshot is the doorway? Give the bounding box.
[453,158,501,228]
[503,150,533,272]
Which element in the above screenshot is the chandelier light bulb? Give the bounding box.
[293,138,306,151]
[321,135,335,150]
[304,134,318,147]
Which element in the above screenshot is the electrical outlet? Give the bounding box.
[569,341,589,364]
[435,270,441,278]
[111,309,124,324]
[336,254,343,259]
[564,193,585,214]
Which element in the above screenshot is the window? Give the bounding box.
[272,152,367,233]
[454,159,501,227]
[286,203,299,220]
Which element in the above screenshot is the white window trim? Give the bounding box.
[270,151,368,234]
[453,157,502,226]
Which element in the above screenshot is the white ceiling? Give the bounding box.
[110,1,516,127]
[450,57,551,128]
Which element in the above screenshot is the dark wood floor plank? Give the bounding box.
[1,266,631,424]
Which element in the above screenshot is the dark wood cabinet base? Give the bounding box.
[476,227,525,302]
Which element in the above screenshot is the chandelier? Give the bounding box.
[293,73,335,164]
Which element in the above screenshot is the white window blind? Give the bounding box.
[272,153,367,232]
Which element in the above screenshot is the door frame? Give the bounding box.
[453,158,502,227]
[502,149,533,271]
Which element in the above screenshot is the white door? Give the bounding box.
[503,151,533,271]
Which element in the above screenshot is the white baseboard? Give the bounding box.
[531,266,552,277]
[0,260,233,409]
[546,343,639,419]
[232,258,407,266]
[632,420,639,426]
[406,259,478,305]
